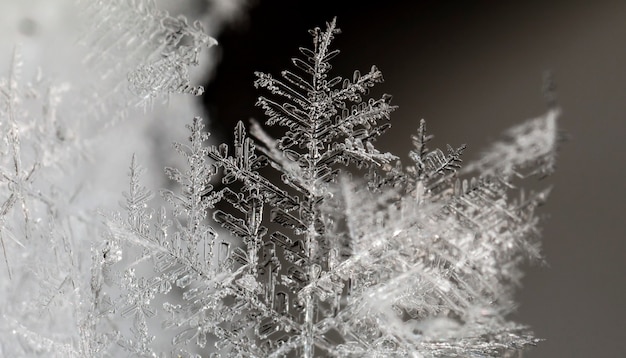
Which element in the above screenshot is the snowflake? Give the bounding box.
[105,18,559,357]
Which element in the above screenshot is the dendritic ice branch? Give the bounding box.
[105,18,559,357]
[0,1,219,356]
[78,0,217,110]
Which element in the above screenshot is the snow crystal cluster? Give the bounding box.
[0,5,558,357]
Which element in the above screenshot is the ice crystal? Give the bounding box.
[0,46,117,357]
[106,18,559,357]
[0,1,223,356]
[78,0,216,106]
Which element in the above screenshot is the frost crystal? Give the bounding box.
[0,1,218,356]
[78,0,216,109]
[106,18,559,357]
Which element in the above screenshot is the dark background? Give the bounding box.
[203,1,626,356]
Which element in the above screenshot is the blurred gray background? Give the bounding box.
[205,0,626,356]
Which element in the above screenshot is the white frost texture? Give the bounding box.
[1,7,559,358]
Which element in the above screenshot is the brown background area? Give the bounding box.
[204,1,626,356]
